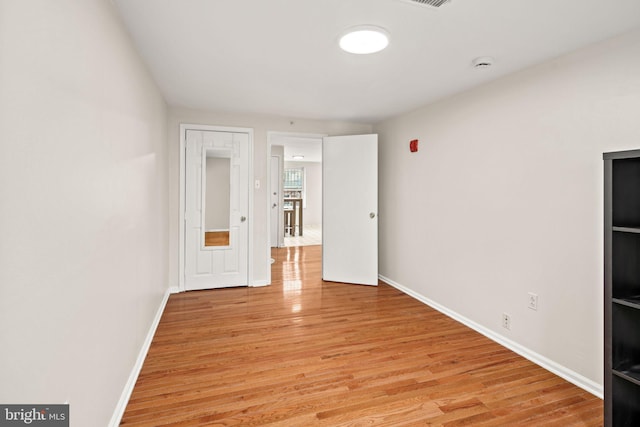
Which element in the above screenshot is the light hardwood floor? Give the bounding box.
[121,245,603,426]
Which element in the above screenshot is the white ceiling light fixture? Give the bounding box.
[339,26,389,55]
[292,154,305,160]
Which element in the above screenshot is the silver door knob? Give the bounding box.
[241,216,247,222]
[370,212,376,219]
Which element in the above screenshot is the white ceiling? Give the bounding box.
[113,0,640,124]
[272,134,323,163]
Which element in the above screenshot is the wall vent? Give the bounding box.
[404,0,451,8]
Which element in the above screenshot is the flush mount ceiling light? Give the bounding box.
[292,154,304,160]
[339,26,389,55]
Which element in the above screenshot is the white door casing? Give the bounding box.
[184,129,249,290]
[322,134,378,286]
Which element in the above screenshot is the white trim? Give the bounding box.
[179,124,254,291]
[108,286,179,427]
[179,126,187,290]
[251,280,269,287]
[247,129,255,287]
[379,274,604,399]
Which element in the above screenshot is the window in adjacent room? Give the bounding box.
[283,167,305,208]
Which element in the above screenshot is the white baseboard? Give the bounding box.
[108,286,178,427]
[251,280,270,287]
[379,275,603,399]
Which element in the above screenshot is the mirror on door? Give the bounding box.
[203,148,231,247]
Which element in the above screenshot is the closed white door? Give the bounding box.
[270,155,281,247]
[322,134,378,286]
[185,129,249,290]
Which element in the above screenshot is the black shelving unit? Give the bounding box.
[604,150,640,426]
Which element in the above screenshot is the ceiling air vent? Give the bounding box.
[404,0,451,7]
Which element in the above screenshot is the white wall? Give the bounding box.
[168,108,372,286]
[0,1,169,425]
[285,161,322,226]
[374,29,640,392]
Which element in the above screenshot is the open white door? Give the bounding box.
[184,129,249,290]
[322,134,378,286]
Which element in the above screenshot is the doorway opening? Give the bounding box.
[267,132,379,287]
[268,132,325,248]
[267,132,325,280]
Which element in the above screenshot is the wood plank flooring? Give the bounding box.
[121,245,603,426]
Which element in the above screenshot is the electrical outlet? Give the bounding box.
[502,313,511,330]
[528,292,538,311]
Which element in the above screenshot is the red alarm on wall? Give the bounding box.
[410,139,418,153]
